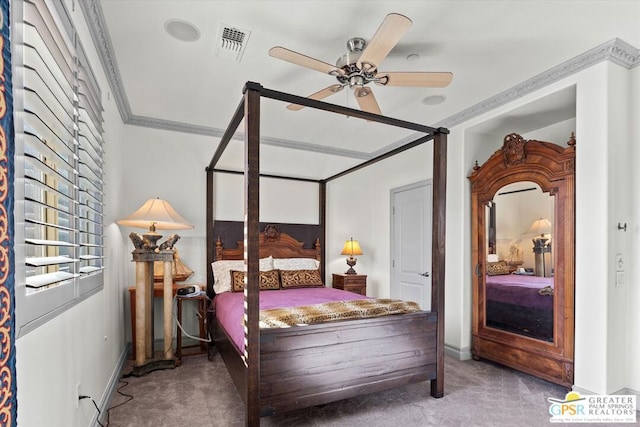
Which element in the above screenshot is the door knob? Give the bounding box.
[419,271,430,277]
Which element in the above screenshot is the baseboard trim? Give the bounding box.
[572,385,640,399]
[94,345,129,427]
[445,344,472,361]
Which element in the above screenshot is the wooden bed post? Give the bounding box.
[244,82,262,426]
[431,128,448,398]
[206,168,215,294]
[319,181,326,279]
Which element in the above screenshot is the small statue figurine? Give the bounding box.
[159,234,180,251]
[129,232,145,250]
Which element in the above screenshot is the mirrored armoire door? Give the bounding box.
[468,133,576,388]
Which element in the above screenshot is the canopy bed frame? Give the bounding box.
[205,82,448,425]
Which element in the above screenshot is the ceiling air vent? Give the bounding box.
[214,23,251,63]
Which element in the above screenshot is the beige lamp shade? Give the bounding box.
[341,238,363,256]
[117,198,194,231]
[526,218,552,236]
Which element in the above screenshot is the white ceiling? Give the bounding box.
[85,1,640,177]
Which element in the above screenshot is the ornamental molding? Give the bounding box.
[437,38,639,130]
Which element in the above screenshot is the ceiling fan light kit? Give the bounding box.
[269,13,453,115]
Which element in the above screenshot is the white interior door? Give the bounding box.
[391,181,432,310]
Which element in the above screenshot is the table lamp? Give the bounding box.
[341,237,363,274]
[117,198,194,251]
[527,218,552,277]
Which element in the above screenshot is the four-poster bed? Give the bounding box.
[205,82,448,424]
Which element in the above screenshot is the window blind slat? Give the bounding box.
[79,266,102,275]
[26,271,77,288]
[26,256,79,267]
[26,217,75,233]
[25,238,78,247]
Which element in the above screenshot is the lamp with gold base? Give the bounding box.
[341,238,363,274]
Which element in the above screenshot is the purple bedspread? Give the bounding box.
[485,274,553,310]
[213,287,369,353]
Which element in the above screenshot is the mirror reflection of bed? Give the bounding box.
[469,132,575,388]
[485,181,555,342]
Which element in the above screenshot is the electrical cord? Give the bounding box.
[173,294,212,344]
[101,296,211,423]
[78,395,105,427]
[104,379,134,426]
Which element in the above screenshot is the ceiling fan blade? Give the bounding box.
[354,87,382,115]
[376,71,453,87]
[269,46,344,76]
[357,13,412,72]
[287,84,345,111]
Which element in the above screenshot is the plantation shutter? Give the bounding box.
[15,0,105,333]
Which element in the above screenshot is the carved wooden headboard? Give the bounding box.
[215,224,321,261]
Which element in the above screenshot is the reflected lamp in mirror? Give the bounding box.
[527,218,552,246]
[527,218,552,277]
[527,217,552,237]
[117,198,194,251]
[341,238,363,275]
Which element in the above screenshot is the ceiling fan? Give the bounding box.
[268,13,453,115]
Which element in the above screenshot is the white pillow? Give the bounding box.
[487,254,500,263]
[273,257,320,271]
[212,256,274,294]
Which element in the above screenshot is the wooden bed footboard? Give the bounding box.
[209,310,438,416]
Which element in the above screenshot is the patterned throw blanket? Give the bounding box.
[538,285,554,296]
[258,298,422,328]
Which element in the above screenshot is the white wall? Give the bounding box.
[117,125,213,287]
[327,144,433,298]
[604,62,632,394]
[213,173,319,223]
[628,64,640,395]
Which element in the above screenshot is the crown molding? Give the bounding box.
[436,38,639,130]
[127,114,370,159]
[80,1,639,158]
[79,0,132,122]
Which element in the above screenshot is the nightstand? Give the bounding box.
[332,273,367,295]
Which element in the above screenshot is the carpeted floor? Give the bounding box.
[104,350,635,427]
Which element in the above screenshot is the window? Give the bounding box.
[14,0,105,335]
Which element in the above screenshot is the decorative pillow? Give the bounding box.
[211,256,274,293]
[486,261,510,276]
[273,257,320,271]
[230,269,281,292]
[280,269,324,288]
